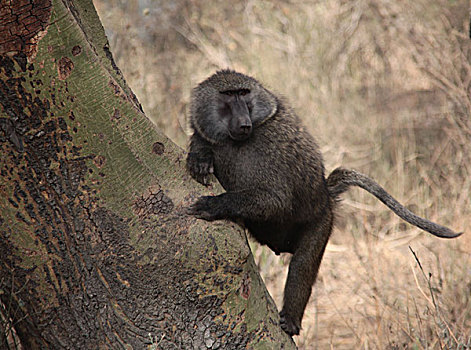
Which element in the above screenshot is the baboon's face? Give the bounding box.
[190,70,278,145]
[217,89,253,141]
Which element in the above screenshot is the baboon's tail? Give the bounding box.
[326,167,462,239]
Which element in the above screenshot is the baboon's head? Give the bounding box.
[190,70,277,144]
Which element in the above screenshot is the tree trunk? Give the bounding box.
[0,0,294,348]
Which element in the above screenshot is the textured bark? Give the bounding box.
[0,0,294,349]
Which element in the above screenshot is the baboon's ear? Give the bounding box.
[250,87,277,126]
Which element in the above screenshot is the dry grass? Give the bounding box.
[95,0,471,348]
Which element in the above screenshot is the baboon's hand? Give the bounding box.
[279,310,300,336]
[187,196,222,221]
[187,152,214,186]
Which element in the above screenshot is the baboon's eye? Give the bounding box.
[220,89,251,96]
[220,90,234,96]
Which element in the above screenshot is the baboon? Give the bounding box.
[186,70,461,336]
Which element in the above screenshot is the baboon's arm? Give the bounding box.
[187,189,285,222]
[187,132,214,185]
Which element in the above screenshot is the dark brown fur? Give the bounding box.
[186,70,460,336]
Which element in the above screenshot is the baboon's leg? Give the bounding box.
[280,218,333,335]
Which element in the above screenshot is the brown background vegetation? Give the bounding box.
[94,0,470,348]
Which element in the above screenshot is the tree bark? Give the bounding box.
[0,0,294,348]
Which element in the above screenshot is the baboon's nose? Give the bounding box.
[240,124,252,135]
